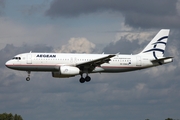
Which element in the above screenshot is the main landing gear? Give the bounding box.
[79,74,91,83]
[26,71,31,81]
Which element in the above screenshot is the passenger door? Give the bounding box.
[27,54,32,64]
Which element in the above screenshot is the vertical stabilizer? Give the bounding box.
[139,29,170,58]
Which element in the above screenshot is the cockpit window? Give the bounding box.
[12,57,21,60]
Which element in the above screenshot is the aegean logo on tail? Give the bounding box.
[143,36,168,54]
[143,36,168,62]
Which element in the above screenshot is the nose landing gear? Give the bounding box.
[26,71,31,81]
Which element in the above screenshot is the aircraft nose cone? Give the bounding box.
[5,61,11,68]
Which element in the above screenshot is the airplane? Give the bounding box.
[5,29,173,83]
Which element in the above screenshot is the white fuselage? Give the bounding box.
[5,52,159,73]
[4,29,173,83]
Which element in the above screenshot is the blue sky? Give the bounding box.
[1,0,180,120]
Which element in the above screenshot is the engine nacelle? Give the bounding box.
[52,66,80,78]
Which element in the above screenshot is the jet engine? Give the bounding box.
[52,66,80,78]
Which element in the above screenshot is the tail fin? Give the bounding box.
[139,29,170,58]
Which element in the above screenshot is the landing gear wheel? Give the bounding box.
[85,76,91,82]
[26,71,31,81]
[26,77,30,81]
[79,77,85,83]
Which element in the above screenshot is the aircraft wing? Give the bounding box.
[76,54,115,68]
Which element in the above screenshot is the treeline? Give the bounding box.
[165,118,179,120]
[146,118,179,120]
[0,113,23,120]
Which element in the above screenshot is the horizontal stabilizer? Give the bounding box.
[151,57,173,64]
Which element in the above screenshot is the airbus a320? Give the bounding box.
[5,29,173,83]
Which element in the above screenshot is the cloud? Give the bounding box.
[46,0,175,17]
[0,44,53,68]
[20,1,48,16]
[45,0,180,29]
[177,0,180,15]
[1,32,180,120]
[54,37,95,53]
[124,12,180,29]
[0,0,5,15]
[103,38,140,54]
[0,17,66,49]
[103,24,155,54]
[1,1,180,120]
[0,0,5,7]
[103,27,179,78]
[0,46,180,120]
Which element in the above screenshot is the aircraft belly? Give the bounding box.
[100,66,142,73]
[7,65,59,71]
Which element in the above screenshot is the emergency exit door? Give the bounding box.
[136,56,141,66]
